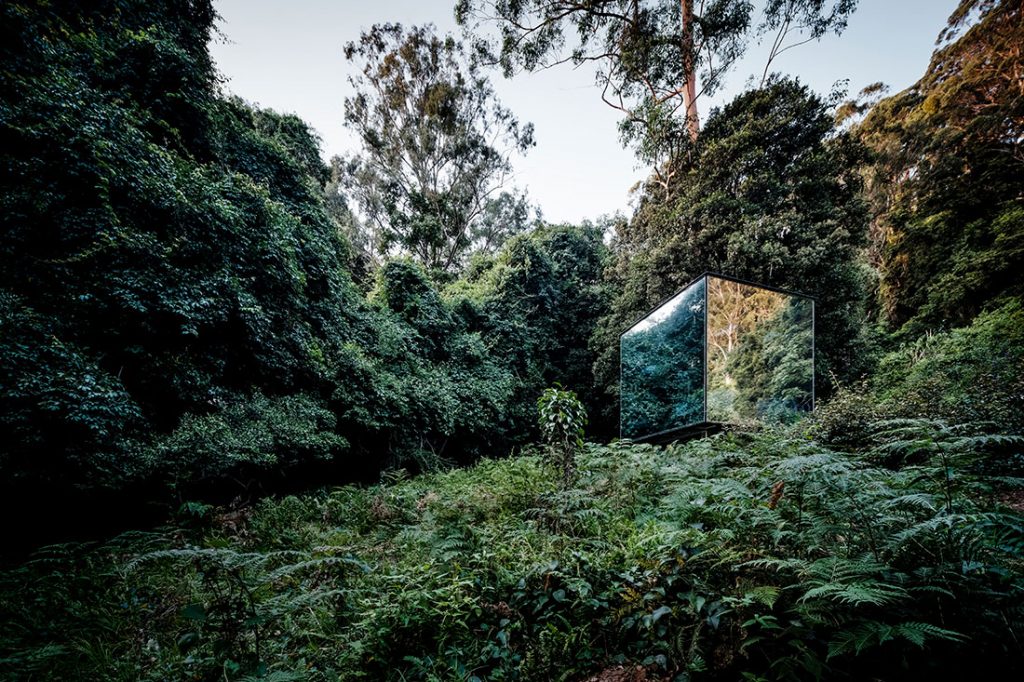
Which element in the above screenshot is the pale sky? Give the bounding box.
[209,0,958,225]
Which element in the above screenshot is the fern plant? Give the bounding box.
[127,546,367,678]
[2,421,1022,680]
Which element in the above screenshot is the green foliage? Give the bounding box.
[811,383,887,449]
[451,223,612,438]
[537,386,587,486]
[2,424,1021,680]
[0,0,610,509]
[150,393,347,488]
[817,301,1024,446]
[350,259,517,469]
[1,5,1021,680]
[125,546,366,677]
[0,292,147,488]
[854,0,1024,330]
[0,0,367,497]
[874,301,1024,432]
[727,298,815,423]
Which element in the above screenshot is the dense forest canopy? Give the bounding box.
[0,0,1018,534]
[0,0,606,521]
[0,0,1022,680]
[5,0,1015,509]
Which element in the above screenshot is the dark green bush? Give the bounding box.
[151,393,347,489]
[875,301,1024,432]
[0,292,148,489]
[0,1,608,507]
[818,301,1024,449]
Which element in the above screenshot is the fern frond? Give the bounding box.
[264,555,369,582]
[884,493,940,513]
[828,620,964,659]
[746,586,781,608]
[801,581,907,607]
[238,671,305,682]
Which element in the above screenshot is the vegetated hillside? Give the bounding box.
[852,0,1023,333]
[1,423,1021,680]
[0,0,609,542]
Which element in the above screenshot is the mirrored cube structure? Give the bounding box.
[620,273,814,441]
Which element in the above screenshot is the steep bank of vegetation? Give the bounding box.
[0,0,609,538]
[851,0,1023,332]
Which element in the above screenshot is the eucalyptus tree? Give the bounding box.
[340,23,535,276]
[456,0,857,189]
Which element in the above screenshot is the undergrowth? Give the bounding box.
[1,422,1022,681]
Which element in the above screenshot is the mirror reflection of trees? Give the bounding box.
[621,275,813,439]
[620,277,705,439]
[706,276,813,423]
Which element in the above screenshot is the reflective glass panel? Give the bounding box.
[620,276,706,439]
[705,275,814,423]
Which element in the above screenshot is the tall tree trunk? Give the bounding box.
[681,0,700,141]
